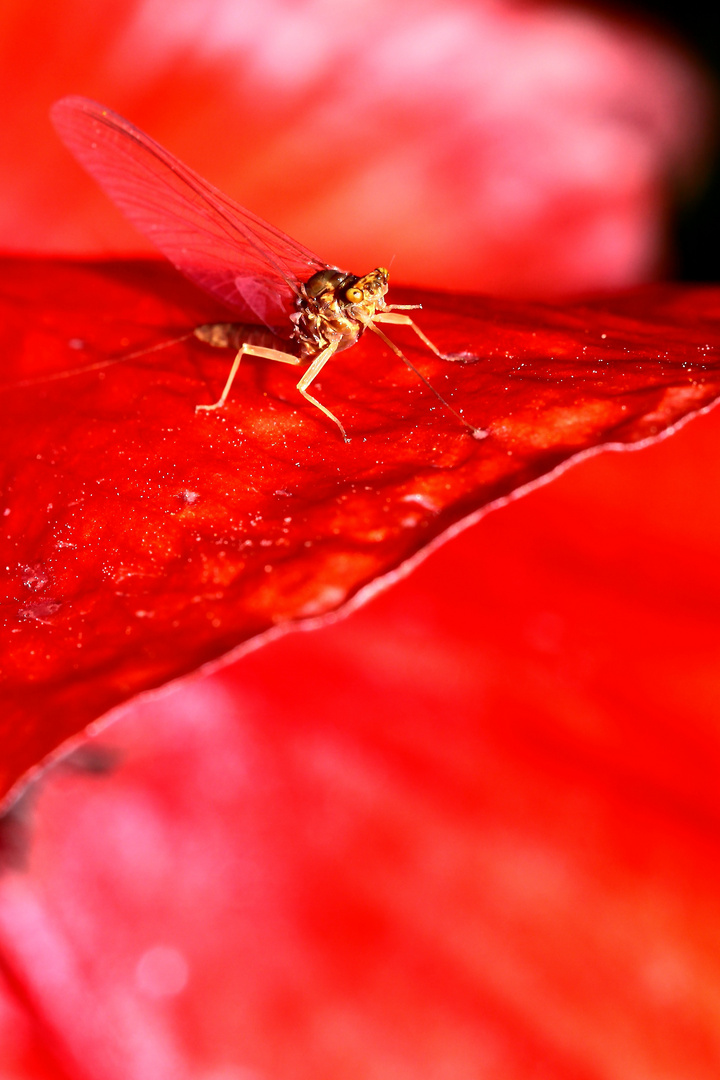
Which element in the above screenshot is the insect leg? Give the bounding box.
[295,342,348,442]
[372,311,447,359]
[367,320,485,439]
[196,343,301,413]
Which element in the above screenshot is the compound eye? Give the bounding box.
[346,286,363,303]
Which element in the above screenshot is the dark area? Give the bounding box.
[617,1,720,280]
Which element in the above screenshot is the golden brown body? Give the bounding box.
[195,267,483,442]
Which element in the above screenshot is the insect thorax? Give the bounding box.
[295,266,390,356]
[193,268,391,359]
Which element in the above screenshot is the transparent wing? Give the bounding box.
[51,96,329,332]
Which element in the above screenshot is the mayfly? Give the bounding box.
[51,97,483,442]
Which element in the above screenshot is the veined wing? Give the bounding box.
[51,96,328,332]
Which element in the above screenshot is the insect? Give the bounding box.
[51,96,484,442]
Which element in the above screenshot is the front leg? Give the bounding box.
[372,310,447,359]
[374,310,479,364]
[367,318,486,440]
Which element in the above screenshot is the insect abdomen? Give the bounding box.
[194,323,300,355]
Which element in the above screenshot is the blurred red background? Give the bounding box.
[2,1,720,1077]
[0,0,711,292]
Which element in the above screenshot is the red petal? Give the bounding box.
[1,405,719,1078]
[2,256,720,800]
